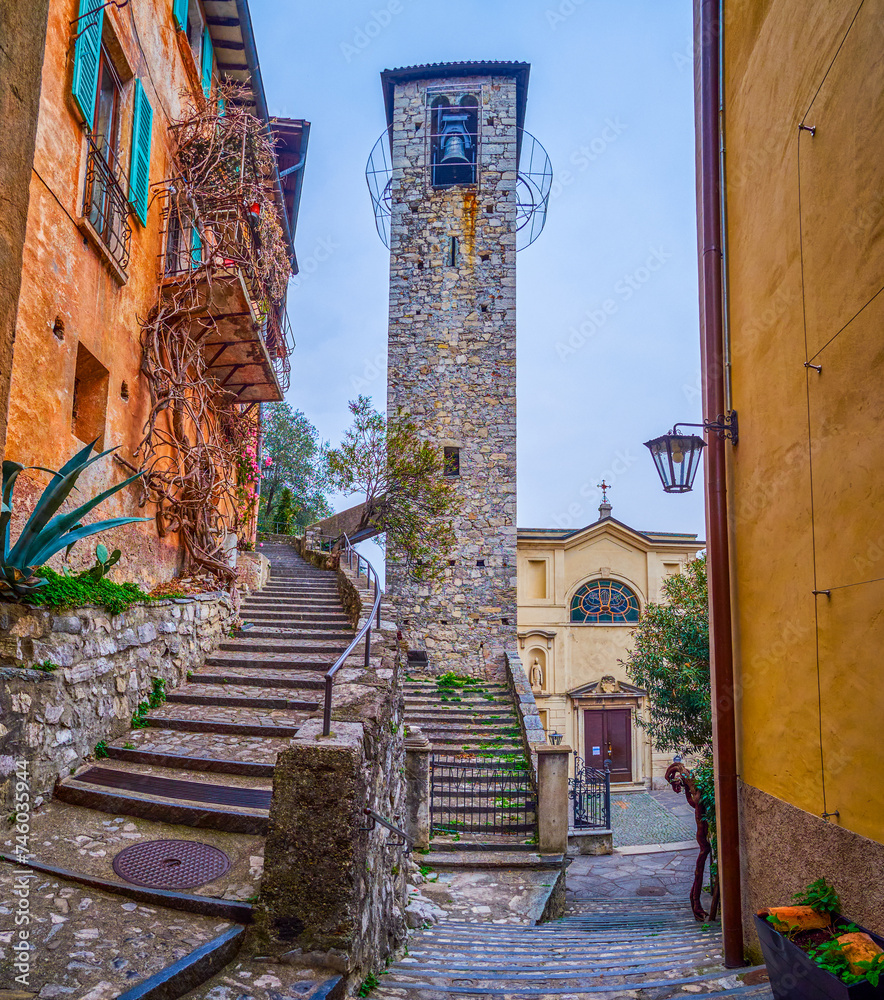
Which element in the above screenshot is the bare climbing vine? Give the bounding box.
[136,85,292,585]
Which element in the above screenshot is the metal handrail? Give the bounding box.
[322,533,383,735]
[360,808,412,848]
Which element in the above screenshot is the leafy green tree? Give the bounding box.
[326,396,461,577]
[259,403,331,530]
[623,555,711,756]
[273,487,297,534]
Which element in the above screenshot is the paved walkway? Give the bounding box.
[610,787,697,847]
[567,847,711,904]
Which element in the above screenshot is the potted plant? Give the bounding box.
[754,878,884,999]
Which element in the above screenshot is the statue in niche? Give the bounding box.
[529,658,544,692]
[598,675,620,694]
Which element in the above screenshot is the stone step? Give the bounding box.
[105,744,275,777]
[56,763,271,833]
[205,652,339,671]
[416,851,557,869]
[416,722,522,735]
[192,669,326,690]
[240,612,351,626]
[108,728,291,770]
[166,683,320,711]
[238,621,353,634]
[220,637,353,654]
[146,704,305,737]
[406,707,518,718]
[242,601,350,627]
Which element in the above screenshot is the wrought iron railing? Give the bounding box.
[430,754,536,835]
[570,754,611,830]
[159,187,294,390]
[322,534,382,736]
[83,132,132,270]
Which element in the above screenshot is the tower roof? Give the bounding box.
[380,61,530,132]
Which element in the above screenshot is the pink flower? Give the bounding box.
[264,456,273,467]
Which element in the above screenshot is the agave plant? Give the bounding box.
[0,439,150,597]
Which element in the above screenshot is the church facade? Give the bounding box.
[516,501,702,786]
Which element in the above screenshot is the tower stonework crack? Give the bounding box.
[379,62,532,678]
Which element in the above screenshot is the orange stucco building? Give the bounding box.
[5,0,308,587]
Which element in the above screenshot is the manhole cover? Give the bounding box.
[112,840,230,889]
[636,885,666,896]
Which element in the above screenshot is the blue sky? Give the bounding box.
[252,0,706,547]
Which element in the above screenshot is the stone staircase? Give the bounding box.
[0,544,362,999]
[54,545,351,832]
[404,677,539,846]
[404,677,525,756]
[370,897,773,999]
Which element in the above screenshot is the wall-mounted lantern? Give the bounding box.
[643,411,738,494]
[548,731,563,746]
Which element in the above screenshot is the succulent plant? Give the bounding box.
[0,439,149,597]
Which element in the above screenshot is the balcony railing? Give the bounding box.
[83,132,132,271]
[159,187,294,395]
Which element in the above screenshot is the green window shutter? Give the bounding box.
[218,97,226,117]
[172,0,188,31]
[129,79,153,226]
[71,0,104,128]
[190,226,202,267]
[200,27,213,98]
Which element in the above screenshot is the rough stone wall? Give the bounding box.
[386,73,519,677]
[258,541,408,983]
[0,593,235,807]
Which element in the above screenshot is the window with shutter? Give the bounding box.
[172,0,188,31]
[129,80,153,226]
[200,27,213,97]
[72,0,105,127]
[190,226,202,267]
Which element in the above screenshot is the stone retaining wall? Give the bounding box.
[0,593,236,807]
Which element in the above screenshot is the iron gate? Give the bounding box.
[430,755,536,835]
[570,755,612,829]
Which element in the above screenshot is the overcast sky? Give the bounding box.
[252,0,706,554]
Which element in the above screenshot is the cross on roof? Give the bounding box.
[597,480,612,503]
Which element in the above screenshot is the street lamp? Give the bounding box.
[548,731,563,746]
[643,412,738,494]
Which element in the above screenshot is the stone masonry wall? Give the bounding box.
[0,593,236,808]
[259,539,408,983]
[386,72,519,677]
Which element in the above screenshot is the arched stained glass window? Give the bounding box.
[570,579,640,624]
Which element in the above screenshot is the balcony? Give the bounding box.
[80,132,132,277]
[158,192,293,402]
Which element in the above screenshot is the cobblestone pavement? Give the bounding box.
[610,789,696,847]
[0,866,231,999]
[417,867,560,925]
[567,847,712,909]
[1,802,265,902]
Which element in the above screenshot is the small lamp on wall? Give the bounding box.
[548,731,563,746]
[643,412,738,494]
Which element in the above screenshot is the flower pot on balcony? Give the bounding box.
[754,913,884,1000]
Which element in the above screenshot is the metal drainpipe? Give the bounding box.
[696,0,744,967]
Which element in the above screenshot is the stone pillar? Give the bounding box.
[536,745,572,855]
[404,726,431,850]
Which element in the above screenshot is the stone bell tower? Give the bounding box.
[366,62,550,676]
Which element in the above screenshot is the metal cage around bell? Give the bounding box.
[365,125,552,252]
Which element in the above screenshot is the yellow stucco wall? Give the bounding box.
[724,0,884,845]
[517,519,701,784]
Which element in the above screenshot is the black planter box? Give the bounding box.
[754,913,884,1000]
